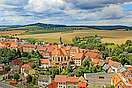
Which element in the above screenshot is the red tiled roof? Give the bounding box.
[85,51,100,59]
[41,52,50,57]
[21,64,31,69]
[126,65,132,71]
[91,58,100,64]
[0,42,17,47]
[11,59,22,65]
[51,47,67,56]
[37,46,46,51]
[45,45,56,53]
[40,59,49,64]
[67,77,78,83]
[55,75,67,82]
[73,52,84,59]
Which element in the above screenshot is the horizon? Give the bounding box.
[0,22,132,27]
[0,0,131,26]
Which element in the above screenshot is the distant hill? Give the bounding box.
[0,23,131,31]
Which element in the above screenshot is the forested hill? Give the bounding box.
[0,23,131,31]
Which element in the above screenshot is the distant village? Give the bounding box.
[0,37,131,88]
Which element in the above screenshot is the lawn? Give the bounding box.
[16,29,132,44]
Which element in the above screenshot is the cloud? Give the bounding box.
[0,0,131,25]
[65,0,132,10]
[100,4,125,19]
[25,0,66,13]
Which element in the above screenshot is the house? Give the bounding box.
[112,72,132,88]
[21,64,31,77]
[84,73,114,88]
[103,58,123,73]
[84,50,101,65]
[38,75,52,88]
[39,59,50,68]
[48,81,57,88]
[78,76,87,88]
[19,44,37,52]
[72,52,85,66]
[69,46,80,56]
[111,65,132,88]
[54,75,86,88]
[51,45,71,66]
[54,75,67,88]
[0,42,18,49]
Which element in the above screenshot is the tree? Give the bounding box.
[26,75,32,83]
[31,63,36,69]
[82,59,90,67]
[13,73,20,81]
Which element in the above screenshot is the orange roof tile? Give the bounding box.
[67,77,78,83]
[37,46,46,51]
[55,75,67,82]
[91,58,100,64]
[85,51,100,59]
[41,52,50,57]
[51,47,68,56]
[40,59,49,64]
[73,52,84,59]
[21,64,31,69]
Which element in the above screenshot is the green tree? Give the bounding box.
[26,75,32,83]
[13,73,20,81]
[82,59,90,67]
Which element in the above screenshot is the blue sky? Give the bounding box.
[0,0,132,26]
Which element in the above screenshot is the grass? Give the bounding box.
[13,29,132,44]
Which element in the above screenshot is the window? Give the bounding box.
[61,57,63,61]
[64,57,66,61]
[99,76,104,79]
[58,57,60,61]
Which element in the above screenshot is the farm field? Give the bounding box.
[0,30,26,36]
[17,30,132,44]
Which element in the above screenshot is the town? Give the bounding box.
[0,35,131,88]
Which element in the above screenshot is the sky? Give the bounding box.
[0,0,132,26]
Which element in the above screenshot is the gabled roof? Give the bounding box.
[73,52,84,59]
[85,51,100,59]
[51,47,68,56]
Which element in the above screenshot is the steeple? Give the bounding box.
[59,36,63,44]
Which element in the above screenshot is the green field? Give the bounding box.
[17,29,132,44]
